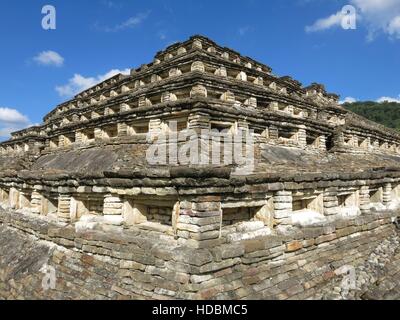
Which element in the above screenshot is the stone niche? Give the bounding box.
[79,128,95,143]
[163,118,188,133]
[253,127,268,138]
[343,135,354,147]
[222,200,275,242]
[277,128,299,146]
[336,188,361,217]
[275,103,290,113]
[389,183,400,209]
[222,206,263,226]
[210,121,234,134]
[40,193,59,216]
[19,190,32,209]
[306,133,320,148]
[293,107,303,118]
[102,124,119,139]
[49,137,59,149]
[337,192,357,207]
[8,187,20,209]
[70,194,104,221]
[288,190,329,227]
[391,183,400,202]
[222,201,274,228]
[63,133,76,147]
[127,121,150,135]
[122,198,176,227]
[358,137,370,150]
[222,207,260,226]
[369,185,384,211]
[0,188,9,204]
[292,190,323,214]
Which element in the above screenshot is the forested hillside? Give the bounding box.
[343,101,400,131]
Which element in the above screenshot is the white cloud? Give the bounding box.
[158,30,167,40]
[55,68,130,97]
[0,107,31,138]
[387,16,400,38]
[0,107,30,124]
[238,26,251,36]
[339,97,357,104]
[102,1,122,9]
[352,0,400,40]
[377,95,400,103]
[306,0,400,40]
[96,11,150,32]
[33,50,64,67]
[305,11,344,32]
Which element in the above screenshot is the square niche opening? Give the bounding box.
[71,195,104,221]
[41,194,58,216]
[369,187,383,204]
[338,194,353,207]
[222,200,274,229]
[123,199,177,228]
[292,193,323,214]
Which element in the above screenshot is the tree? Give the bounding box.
[343,101,400,131]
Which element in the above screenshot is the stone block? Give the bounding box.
[286,241,303,252]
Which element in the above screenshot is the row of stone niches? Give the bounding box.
[49,84,319,130]
[340,133,400,153]
[0,188,177,228]
[59,60,290,116]
[5,96,400,156]
[5,123,399,157]
[43,120,329,152]
[0,118,329,153]
[32,53,336,131]
[49,61,274,123]
[0,182,398,239]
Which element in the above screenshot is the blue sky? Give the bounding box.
[0,0,400,138]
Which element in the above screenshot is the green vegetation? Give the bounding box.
[343,101,400,131]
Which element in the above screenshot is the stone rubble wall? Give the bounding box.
[0,206,398,300]
[317,230,400,300]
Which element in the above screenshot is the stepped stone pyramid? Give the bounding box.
[0,35,399,300]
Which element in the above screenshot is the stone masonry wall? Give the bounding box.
[0,206,399,300]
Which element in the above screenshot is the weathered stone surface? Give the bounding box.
[0,206,399,300]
